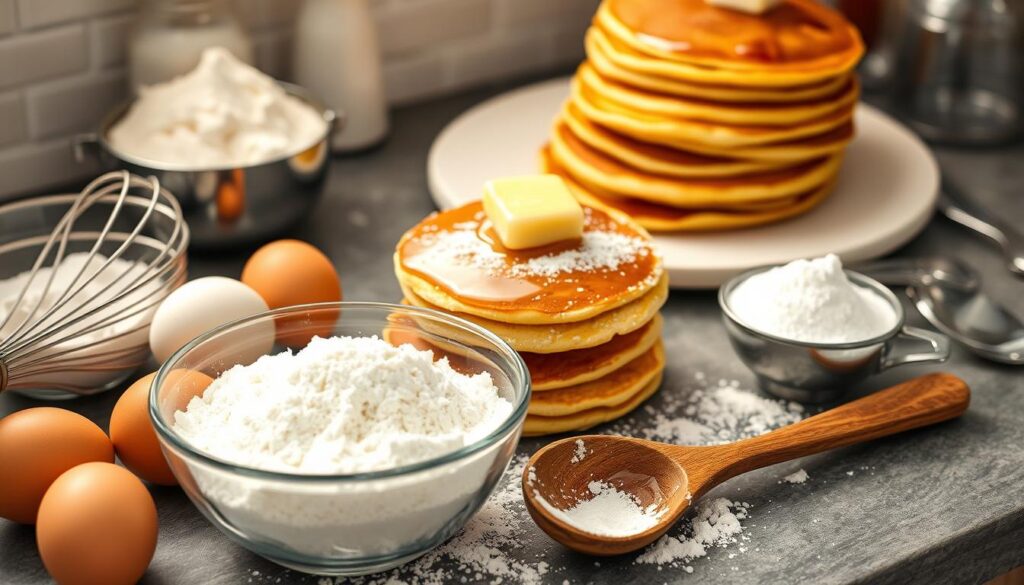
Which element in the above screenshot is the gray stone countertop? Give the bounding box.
[2,77,1023,585]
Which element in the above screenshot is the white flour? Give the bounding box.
[109,47,326,168]
[728,254,897,343]
[536,480,666,538]
[174,335,512,474]
[0,252,153,390]
[264,375,809,584]
[173,336,514,557]
[782,469,810,484]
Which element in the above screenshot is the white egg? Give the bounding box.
[149,277,274,364]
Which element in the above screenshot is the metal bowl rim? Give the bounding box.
[718,265,906,350]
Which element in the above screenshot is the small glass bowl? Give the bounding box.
[719,268,950,403]
[149,302,530,576]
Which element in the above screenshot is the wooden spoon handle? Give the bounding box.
[685,373,969,492]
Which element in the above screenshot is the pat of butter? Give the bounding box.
[483,175,584,250]
[706,0,782,14]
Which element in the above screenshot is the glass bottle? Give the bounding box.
[128,0,253,91]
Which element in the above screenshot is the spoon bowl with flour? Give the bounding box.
[523,373,969,556]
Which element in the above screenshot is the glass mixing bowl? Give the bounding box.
[148,302,530,576]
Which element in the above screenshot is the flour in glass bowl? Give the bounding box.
[728,254,897,344]
[171,335,515,557]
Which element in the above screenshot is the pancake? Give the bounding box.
[546,149,839,231]
[560,101,780,177]
[528,314,661,391]
[523,369,663,436]
[587,36,852,103]
[528,340,664,416]
[400,272,669,354]
[572,77,855,150]
[550,121,843,207]
[597,0,863,76]
[394,201,663,325]
[578,62,860,127]
[587,24,856,90]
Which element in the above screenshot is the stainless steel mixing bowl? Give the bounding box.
[719,267,951,403]
[75,83,337,249]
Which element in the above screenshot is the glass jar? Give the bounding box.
[128,0,253,91]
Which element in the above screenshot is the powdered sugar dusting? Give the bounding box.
[536,480,666,538]
[782,469,809,484]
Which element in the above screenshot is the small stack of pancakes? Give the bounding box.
[542,0,865,232]
[394,202,667,436]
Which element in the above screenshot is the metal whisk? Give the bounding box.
[0,171,189,399]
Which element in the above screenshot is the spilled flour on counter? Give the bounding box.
[251,374,807,584]
[782,469,810,484]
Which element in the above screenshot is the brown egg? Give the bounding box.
[242,239,342,346]
[37,462,158,585]
[0,408,114,524]
[110,372,175,485]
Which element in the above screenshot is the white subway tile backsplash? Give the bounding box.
[0,24,88,89]
[27,71,126,139]
[0,91,27,146]
[448,31,551,88]
[0,0,596,198]
[384,52,448,105]
[91,13,133,68]
[377,0,492,57]
[0,139,101,199]
[0,0,16,37]
[17,0,135,30]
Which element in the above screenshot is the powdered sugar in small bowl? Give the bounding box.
[148,302,529,576]
[719,256,950,403]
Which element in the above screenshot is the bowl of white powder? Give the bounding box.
[719,255,950,403]
[148,302,529,576]
[78,48,336,249]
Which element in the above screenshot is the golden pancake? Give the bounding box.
[400,273,669,353]
[548,154,839,231]
[523,370,663,436]
[529,340,664,416]
[394,201,663,325]
[588,24,853,90]
[587,36,852,103]
[528,314,661,391]
[598,0,863,75]
[572,77,854,149]
[550,122,842,207]
[560,101,779,177]
[578,62,859,127]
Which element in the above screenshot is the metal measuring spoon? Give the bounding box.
[855,258,1023,364]
[937,178,1024,277]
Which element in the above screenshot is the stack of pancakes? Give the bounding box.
[394,202,667,436]
[542,0,865,232]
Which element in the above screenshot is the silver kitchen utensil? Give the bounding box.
[858,256,1022,363]
[0,171,188,399]
[854,257,979,292]
[75,83,337,250]
[719,268,950,403]
[891,0,1023,145]
[937,177,1024,276]
[907,281,1024,365]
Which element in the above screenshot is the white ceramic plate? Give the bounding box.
[428,77,939,288]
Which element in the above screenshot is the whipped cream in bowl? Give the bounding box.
[84,47,336,247]
[106,47,331,170]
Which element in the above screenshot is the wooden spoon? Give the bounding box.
[522,372,969,556]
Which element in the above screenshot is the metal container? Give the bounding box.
[891,0,1023,145]
[719,268,950,403]
[75,83,337,249]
